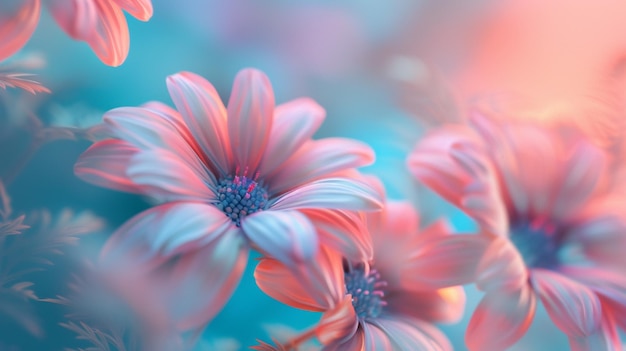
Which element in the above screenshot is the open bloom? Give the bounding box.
[256,189,464,350]
[74,68,381,331]
[0,0,152,66]
[407,113,626,350]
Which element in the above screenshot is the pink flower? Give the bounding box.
[255,185,464,350]
[74,68,381,331]
[407,113,626,350]
[0,0,152,66]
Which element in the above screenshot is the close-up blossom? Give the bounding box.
[407,112,626,350]
[74,67,381,333]
[255,187,465,350]
[0,0,153,66]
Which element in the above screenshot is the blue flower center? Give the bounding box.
[344,262,387,320]
[509,219,561,269]
[215,169,269,227]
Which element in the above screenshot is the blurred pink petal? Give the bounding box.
[74,139,142,193]
[112,0,152,21]
[259,98,326,176]
[0,72,49,94]
[316,295,359,345]
[362,323,395,350]
[402,234,491,290]
[532,269,602,338]
[101,202,234,266]
[475,237,527,292]
[272,178,382,211]
[166,71,232,175]
[372,316,452,351]
[242,210,317,266]
[48,0,98,40]
[268,138,375,194]
[386,287,466,325]
[227,68,275,173]
[466,286,535,351]
[0,0,40,62]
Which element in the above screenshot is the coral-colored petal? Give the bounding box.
[47,0,97,40]
[569,311,620,351]
[465,286,536,351]
[166,231,247,330]
[0,0,40,62]
[407,125,507,236]
[317,295,359,345]
[83,0,130,66]
[74,139,141,193]
[254,245,344,311]
[259,98,325,176]
[227,68,275,173]
[475,237,527,292]
[127,150,216,203]
[362,322,394,351]
[166,72,232,175]
[104,105,214,184]
[302,208,373,263]
[402,234,491,290]
[113,0,153,21]
[100,202,234,267]
[271,178,382,212]
[324,328,365,351]
[242,210,318,266]
[552,139,606,221]
[268,138,375,195]
[531,269,602,338]
[372,316,452,351]
[386,287,466,324]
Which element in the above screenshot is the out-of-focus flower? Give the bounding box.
[74,68,381,335]
[0,0,153,66]
[255,185,464,350]
[0,52,48,94]
[407,113,626,350]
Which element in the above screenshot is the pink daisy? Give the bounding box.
[407,112,626,350]
[255,184,464,350]
[0,0,152,66]
[74,68,381,331]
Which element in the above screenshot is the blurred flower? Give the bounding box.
[255,184,463,350]
[74,68,381,336]
[407,113,626,350]
[0,0,153,66]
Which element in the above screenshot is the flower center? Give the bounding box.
[343,262,387,320]
[215,168,269,227]
[509,219,561,269]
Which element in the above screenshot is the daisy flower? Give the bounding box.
[0,0,152,66]
[74,68,381,331]
[255,185,464,350]
[407,112,626,350]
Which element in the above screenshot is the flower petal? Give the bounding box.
[402,234,491,290]
[0,0,40,62]
[531,269,602,338]
[362,322,394,351]
[112,0,153,21]
[259,98,325,176]
[74,139,141,193]
[104,106,214,184]
[386,287,466,324]
[407,125,507,236]
[166,72,232,175]
[475,237,527,292]
[324,329,364,351]
[316,295,359,345]
[254,245,344,311]
[127,150,215,203]
[242,210,318,266]
[465,286,536,351]
[268,138,375,194]
[271,178,382,212]
[569,311,620,351]
[47,0,97,40]
[302,208,372,263]
[227,68,275,173]
[552,139,606,221]
[82,0,130,66]
[372,316,452,351]
[100,202,234,267]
